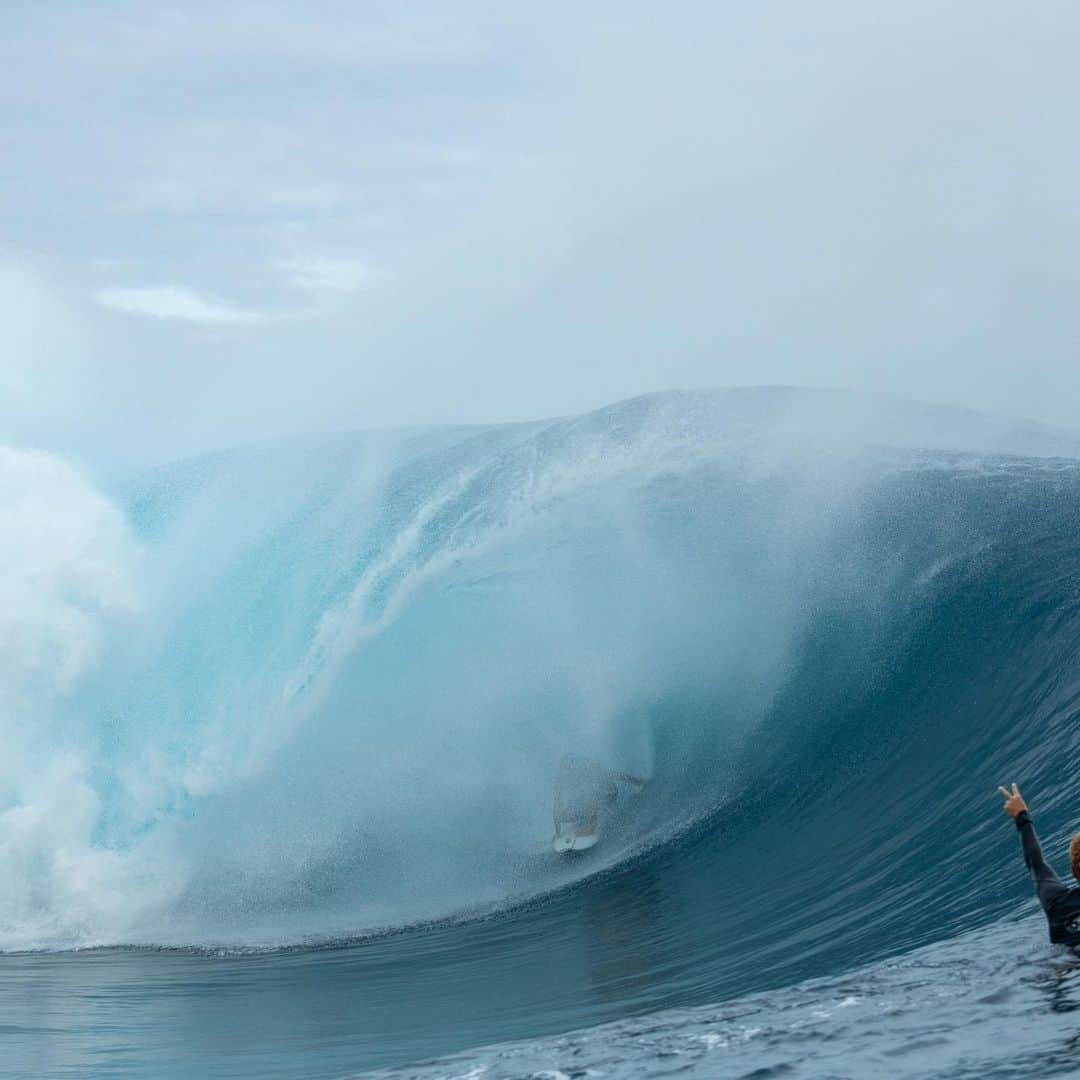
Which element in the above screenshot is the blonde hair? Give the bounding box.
[1070,834,1080,881]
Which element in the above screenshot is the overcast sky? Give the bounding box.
[2,1,1078,468]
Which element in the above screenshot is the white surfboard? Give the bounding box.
[553,827,599,853]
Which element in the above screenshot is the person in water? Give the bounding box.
[554,754,647,836]
[1000,782,1080,946]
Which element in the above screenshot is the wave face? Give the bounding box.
[4,388,1080,1070]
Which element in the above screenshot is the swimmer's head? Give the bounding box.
[1071,834,1080,882]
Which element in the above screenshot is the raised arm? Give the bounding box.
[999,783,1070,913]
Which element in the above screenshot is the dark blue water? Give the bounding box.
[4,389,1080,1077]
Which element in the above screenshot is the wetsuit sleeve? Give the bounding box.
[1016,811,1070,913]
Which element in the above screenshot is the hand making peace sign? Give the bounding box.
[998,783,1028,819]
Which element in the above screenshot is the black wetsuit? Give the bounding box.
[1016,810,1080,946]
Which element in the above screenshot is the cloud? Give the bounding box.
[2,1,1080,468]
[279,255,386,296]
[95,286,265,324]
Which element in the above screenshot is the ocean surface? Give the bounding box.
[4,388,1080,1078]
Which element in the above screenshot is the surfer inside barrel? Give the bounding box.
[553,754,647,852]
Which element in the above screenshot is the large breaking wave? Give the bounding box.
[4,386,1080,1015]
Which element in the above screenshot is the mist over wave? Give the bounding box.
[4,388,1080,956]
